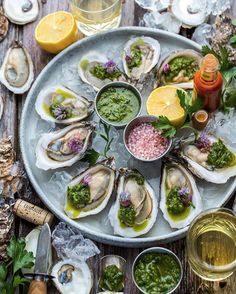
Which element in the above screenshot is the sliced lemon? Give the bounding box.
[146,86,186,127]
[35,11,79,54]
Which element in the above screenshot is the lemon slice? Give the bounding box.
[35,11,79,54]
[147,86,186,127]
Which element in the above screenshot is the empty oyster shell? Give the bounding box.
[64,157,116,219]
[35,85,93,124]
[0,40,34,94]
[171,0,208,28]
[160,158,202,229]
[3,0,39,25]
[109,168,158,238]
[78,51,127,91]
[0,95,3,120]
[157,49,202,89]
[0,7,9,42]
[51,259,92,294]
[36,122,96,170]
[180,132,236,184]
[122,36,161,80]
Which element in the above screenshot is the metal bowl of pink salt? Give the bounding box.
[124,115,172,162]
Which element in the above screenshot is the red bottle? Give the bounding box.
[193,54,223,112]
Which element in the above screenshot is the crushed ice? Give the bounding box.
[52,222,100,261]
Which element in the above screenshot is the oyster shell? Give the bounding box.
[0,40,34,94]
[157,49,202,89]
[78,52,126,91]
[122,36,160,80]
[0,95,3,120]
[64,157,116,219]
[36,122,95,170]
[0,6,9,42]
[109,168,158,238]
[160,159,202,229]
[180,132,236,184]
[3,0,39,25]
[51,259,92,294]
[35,86,93,124]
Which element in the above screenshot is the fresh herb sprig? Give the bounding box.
[229,19,236,47]
[0,238,35,294]
[152,116,177,138]
[81,148,100,167]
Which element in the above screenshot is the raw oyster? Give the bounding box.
[160,159,202,229]
[180,132,236,184]
[0,95,3,120]
[78,52,126,91]
[64,157,116,219]
[0,41,34,94]
[51,259,92,294]
[122,36,160,80]
[157,49,202,89]
[109,168,158,238]
[35,86,93,124]
[36,122,95,170]
[3,0,39,25]
[0,6,9,42]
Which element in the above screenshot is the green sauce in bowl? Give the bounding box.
[96,86,141,126]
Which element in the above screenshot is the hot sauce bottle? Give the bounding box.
[193,54,223,112]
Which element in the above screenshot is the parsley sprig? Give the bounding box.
[0,238,35,294]
[152,116,176,138]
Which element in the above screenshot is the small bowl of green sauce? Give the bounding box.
[132,247,183,294]
[95,81,142,127]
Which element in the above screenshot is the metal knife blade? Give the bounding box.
[34,223,51,275]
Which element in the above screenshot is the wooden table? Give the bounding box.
[1,0,236,293]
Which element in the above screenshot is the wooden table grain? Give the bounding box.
[0,0,236,293]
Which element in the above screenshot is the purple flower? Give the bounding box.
[67,135,84,153]
[163,63,170,74]
[179,187,190,196]
[119,191,131,207]
[125,54,132,64]
[81,174,92,186]
[196,132,211,152]
[104,60,117,74]
[52,105,69,120]
[178,186,193,207]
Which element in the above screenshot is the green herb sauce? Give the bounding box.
[90,64,121,81]
[128,46,142,70]
[67,184,90,208]
[207,139,235,169]
[166,187,185,215]
[97,87,140,124]
[128,174,145,185]
[99,265,124,292]
[134,252,181,294]
[118,204,136,227]
[165,56,198,82]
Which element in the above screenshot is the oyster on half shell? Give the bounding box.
[180,132,236,184]
[160,159,202,229]
[35,86,94,124]
[157,49,202,89]
[0,40,34,94]
[51,259,92,294]
[109,168,158,238]
[64,157,116,219]
[78,52,127,91]
[36,122,96,170]
[3,0,39,25]
[122,36,160,80]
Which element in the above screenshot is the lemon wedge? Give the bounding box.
[146,86,186,127]
[35,11,79,54]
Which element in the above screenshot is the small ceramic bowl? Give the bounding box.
[123,115,172,162]
[95,81,142,128]
[132,247,183,294]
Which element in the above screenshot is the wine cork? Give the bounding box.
[13,199,54,226]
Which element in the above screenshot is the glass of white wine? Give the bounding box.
[70,0,122,36]
[187,208,236,281]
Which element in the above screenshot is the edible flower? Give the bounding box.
[195,132,211,152]
[51,105,71,120]
[119,191,131,207]
[104,60,117,74]
[67,135,84,153]
[81,174,92,186]
[163,63,170,73]
[179,186,194,208]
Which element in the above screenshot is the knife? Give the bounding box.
[27,223,52,294]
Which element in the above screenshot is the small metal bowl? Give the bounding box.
[123,115,172,162]
[132,247,183,294]
[95,81,142,128]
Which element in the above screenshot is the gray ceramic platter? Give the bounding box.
[20,27,236,247]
